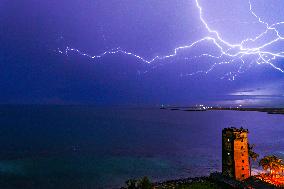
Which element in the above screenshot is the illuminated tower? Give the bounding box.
[222,127,250,181]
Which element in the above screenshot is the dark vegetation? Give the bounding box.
[121,175,276,189]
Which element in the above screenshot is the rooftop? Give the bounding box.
[223,127,249,133]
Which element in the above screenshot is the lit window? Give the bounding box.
[227,153,230,155]
[227,139,230,142]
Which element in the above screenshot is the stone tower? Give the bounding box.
[222,127,250,181]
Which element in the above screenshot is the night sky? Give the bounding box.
[1,0,284,106]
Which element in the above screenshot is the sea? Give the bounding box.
[0,105,283,188]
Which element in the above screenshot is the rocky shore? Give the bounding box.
[153,176,219,188]
[152,173,276,189]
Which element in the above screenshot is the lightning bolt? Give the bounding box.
[58,0,284,80]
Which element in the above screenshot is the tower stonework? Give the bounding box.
[222,127,250,181]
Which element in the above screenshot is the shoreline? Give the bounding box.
[161,106,284,115]
[151,173,276,189]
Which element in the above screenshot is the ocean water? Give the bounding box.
[0,105,283,188]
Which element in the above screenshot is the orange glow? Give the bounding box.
[256,174,284,187]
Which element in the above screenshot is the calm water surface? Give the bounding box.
[0,106,283,188]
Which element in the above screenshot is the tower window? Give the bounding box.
[242,160,245,163]
[241,146,243,149]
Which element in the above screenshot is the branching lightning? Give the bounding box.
[58,0,284,80]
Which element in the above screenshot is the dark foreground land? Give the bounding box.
[121,173,278,189]
[154,177,220,189]
[124,174,278,189]
[155,174,278,189]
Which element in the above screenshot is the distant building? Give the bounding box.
[222,127,250,181]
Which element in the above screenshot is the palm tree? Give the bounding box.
[248,143,259,176]
[259,155,284,177]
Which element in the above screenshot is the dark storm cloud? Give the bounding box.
[1,0,284,106]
